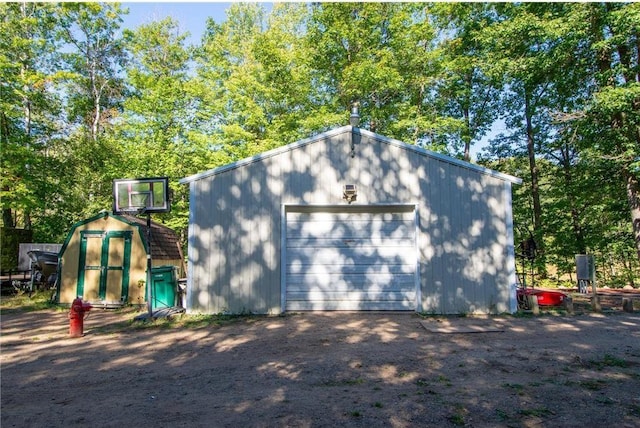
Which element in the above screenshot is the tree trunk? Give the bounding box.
[2,208,15,228]
[463,106,471,162]
[524,93,542,234]
[624,169,640,262]
[524,88,546,277]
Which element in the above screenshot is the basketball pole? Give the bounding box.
[146,211,154,319]
[113,177,170,319]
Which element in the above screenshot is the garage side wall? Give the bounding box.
[416,161,515,314]
[186,129,516,314]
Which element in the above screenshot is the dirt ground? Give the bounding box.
[2,295,640,427]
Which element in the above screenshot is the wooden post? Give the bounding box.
[528,295,540,315]
[622,298,634,313]
[589,257,600,312]
[591,290,601,312]
[564,296,574,314]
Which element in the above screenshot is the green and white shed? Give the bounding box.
[179,125,522,315]
[57,212,185,306]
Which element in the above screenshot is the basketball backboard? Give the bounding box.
[113,177,170,214]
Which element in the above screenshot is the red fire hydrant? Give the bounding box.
[69,297,92,338]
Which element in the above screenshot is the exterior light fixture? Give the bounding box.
[343,184,357,203]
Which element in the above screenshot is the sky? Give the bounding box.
[121,2,235,45]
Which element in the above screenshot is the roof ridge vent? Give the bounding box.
[349,102,360,127]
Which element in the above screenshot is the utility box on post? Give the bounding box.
[575,254,595,293]
[576,254,600,311]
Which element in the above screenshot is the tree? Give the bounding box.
[581,3,640,262]
[429,3,502,161]
[478,3,580,275]
[50,2,128,223]
[0,2,63,234]
[195,3,321,160]
[306,3,440,145]
[117,17,198,237]
[547,3,639,264]
[195,2,271,159]
[57,2,127,141]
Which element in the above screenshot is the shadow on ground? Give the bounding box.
[1,306,640,427]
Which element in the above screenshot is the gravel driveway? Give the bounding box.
[1,308,639,427]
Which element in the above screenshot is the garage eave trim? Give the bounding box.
[179,126,351,185]
[179,126,522,186]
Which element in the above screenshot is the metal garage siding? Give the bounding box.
[284,206,418,311]
[181,126,521,315]
[418,157,514,314]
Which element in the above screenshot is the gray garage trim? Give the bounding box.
[179,126,522,186]
[281,204,420,312]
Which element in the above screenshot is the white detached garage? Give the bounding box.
[179,125,522,315]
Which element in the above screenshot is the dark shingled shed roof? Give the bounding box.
[121,214,184,261]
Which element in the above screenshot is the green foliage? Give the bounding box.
[536,279,573,290]
[0,2,637,280]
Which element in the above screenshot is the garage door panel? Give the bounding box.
[287,296,417,311]
[287,290,417,302]
[285,207,418,311]
[287,248,415,265]
[287,237,415,248]
[287,211,415,221]
[286,275,416,291]
[287,263,415,275]
[287,222,415,239]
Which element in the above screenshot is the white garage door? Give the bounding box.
[285,206,418,311]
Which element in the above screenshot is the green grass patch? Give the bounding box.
[589,354,628,370]
[318,377,365,387]
[519,406,553,417]
[579,379,608,391]
[0,290,60,313]
[595,396,617,405]
[448,405,468,426]
[416,378,429,387]
[495,408,510,421]
[448,414,465,426]
[437,375,452,386]
[91,312,259,334]
[502,382,525,395]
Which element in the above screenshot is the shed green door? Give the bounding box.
[77,231,132,302]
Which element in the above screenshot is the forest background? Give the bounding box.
[2,2,638,287]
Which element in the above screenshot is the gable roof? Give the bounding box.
[60,212,183,261]
[179,126,522,185]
